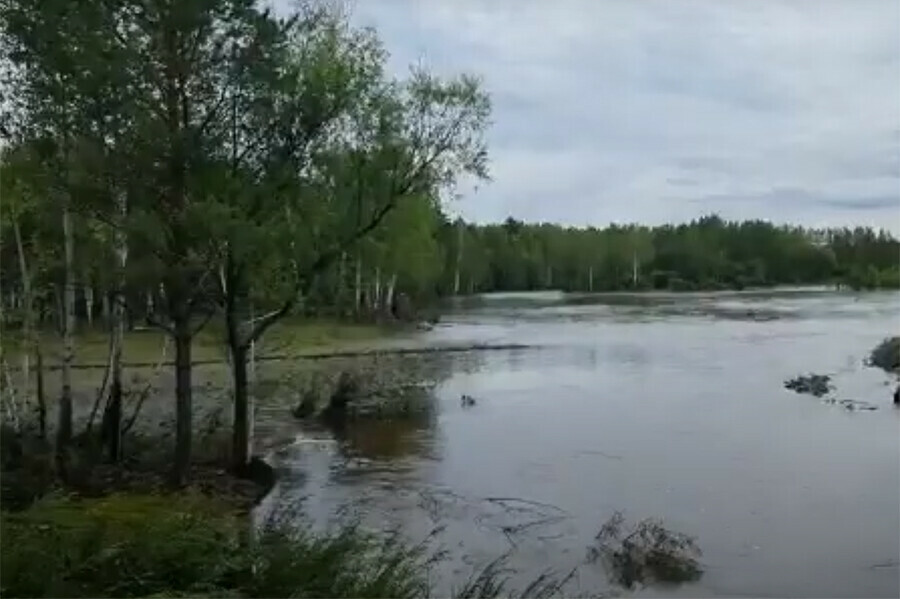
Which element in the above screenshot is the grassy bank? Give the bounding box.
[1,489,587,598]
[1,493,430,598]
[2,317,399,367]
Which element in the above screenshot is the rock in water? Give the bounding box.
[784,374,832,397]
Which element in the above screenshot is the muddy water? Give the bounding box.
[259,289,900,598]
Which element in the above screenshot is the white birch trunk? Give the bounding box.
[354,256,362,314]
[57,204,75,451]
[13,220,32,409]
[85,286,94,327]
[373,266,381,311]
[385,273,397,315]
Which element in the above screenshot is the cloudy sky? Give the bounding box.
[319,1,900,230]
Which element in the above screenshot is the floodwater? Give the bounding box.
[258,289,900,597]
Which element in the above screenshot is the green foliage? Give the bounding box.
[245,526,426,599]
[0,494,428,598]
[437,215,900,294]
[0,493,240,597]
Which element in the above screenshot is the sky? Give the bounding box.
[285,0,900,231]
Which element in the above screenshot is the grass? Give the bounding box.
[1,493,429,598]
[1,316,396,367]
[1,491,587,598]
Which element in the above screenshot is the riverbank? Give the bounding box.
[2,316,398,366]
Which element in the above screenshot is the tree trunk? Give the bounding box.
[172,316,192,486]
[373,266,381,312]
[56,204,75,468]
[105,192,127,462]
[385,273,397,317]
[146,290,154,323]
[589,266,594,292]
[54,286,64,334]
[101,292,110,327]
[13,220,33,415]
[36,342,46,440]
[230,343,252,472]
[632,251,638,287]
[224,256,253,473]
[454,220,463,296]
[354,256,362,316]
[337,252,346,313]
[85,286,94,328]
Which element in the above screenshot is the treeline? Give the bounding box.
[435,215,900,294]
[303,214,900,309]
[0,0,489,484]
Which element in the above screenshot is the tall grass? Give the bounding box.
[0,493,427,598]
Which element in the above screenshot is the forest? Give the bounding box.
[305,214,900,312]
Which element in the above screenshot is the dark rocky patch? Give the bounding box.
[867,337,900,373]
[784,373,832,397]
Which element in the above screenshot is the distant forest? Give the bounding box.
[305,212,900,309]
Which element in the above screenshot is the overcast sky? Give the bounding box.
[315,1,900,230]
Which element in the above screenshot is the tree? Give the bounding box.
[214,34,491,470]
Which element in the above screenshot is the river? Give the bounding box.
[258,289,900,598]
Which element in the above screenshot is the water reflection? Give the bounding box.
[329,415,438,462]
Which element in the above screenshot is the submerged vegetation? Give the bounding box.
[587,512,703,590]
[784,373,833,398]
[867,337,900,374]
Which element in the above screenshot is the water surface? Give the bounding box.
[260,289,900,597]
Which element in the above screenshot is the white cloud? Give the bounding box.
[319,0,900,230]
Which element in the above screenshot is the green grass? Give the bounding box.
[1,492,581,598]
[1,317,395,367]
[1,493,428,598]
